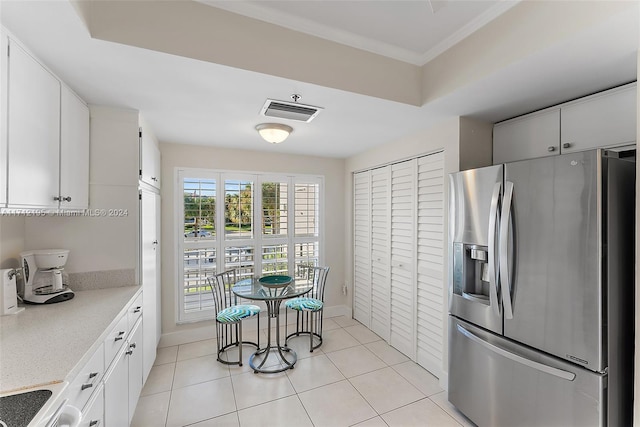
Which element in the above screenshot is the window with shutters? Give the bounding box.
[176,169,323,322]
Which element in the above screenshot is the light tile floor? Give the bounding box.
[131,316,475,427]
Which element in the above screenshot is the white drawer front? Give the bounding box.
[128,292,143,331]
[104,314,128,365]
[67,343,104,411]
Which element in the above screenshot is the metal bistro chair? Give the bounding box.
[207,270,260,366]
[285,265,330,352]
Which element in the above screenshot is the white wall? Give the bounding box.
[0,216,25,269]
[159,142,346,339]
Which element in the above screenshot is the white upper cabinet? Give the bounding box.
[561,83,637,153]
[139,121,161,189]
[60,85,90,209]
[493,108,560,164]
[493,83,637,164]
[6,38,61,209]
[3,34,89,210]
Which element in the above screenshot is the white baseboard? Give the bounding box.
[439,371,448,391]
[159,304,352,348]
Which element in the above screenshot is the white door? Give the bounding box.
[389,159,416,357]
[141,188,159,382]
[60,85,89,209]
[353,171,371,327]
[7,39,60,208]
[370,166,391,341]
[415,152,445,377]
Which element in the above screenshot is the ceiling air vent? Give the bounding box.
[261,99,323,123]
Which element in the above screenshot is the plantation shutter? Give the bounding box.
[353,171,372,326]
[416,152,445,376]
[389,159,416,357]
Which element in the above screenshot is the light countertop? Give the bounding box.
[0,286,140,394]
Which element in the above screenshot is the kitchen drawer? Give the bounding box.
[104,313,128,365]
[80,383,104,427]
[128,292,143,330]
[67,343,104,412]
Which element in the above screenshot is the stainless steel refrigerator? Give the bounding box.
[447,148,635,427]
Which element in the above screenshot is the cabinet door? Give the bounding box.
[370,166,391,341]
[353,171,372,328]
[140,126,161,188]
[60,85,89,209]
[141,188,159,383]
[561,83,637,153]
[103,347,128,427]
[493,108,560,164]
[7,38,60,208]
[389,159,416,358]
[127,319,143,424]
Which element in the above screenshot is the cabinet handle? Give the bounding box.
[130,343,137,349]
[53,196,72,202]
[562,142,572,149]
[151,177,158,182]
[134,306,141,313]
[547,146,556,152]
[81,383,93,391]
[89,421,100,427]
[114,336,123,342]
[62,196,72,202]
[152,240,158,245]
[88,372,98,379]
[126,350,134,355]
[114,331,125,341]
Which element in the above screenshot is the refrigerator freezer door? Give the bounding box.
[449,316,605,427]
[503,150,603,371]
[449,165,503,334]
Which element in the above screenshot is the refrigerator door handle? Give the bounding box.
[456,324,576,381]
[500,180,514,319]
[488,181,501,317]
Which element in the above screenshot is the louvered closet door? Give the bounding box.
[390,159,416,357]
[415,152,445,377]
[370,167,391,341]
[353,171,372,327]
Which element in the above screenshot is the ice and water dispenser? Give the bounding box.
[452,243,490,304]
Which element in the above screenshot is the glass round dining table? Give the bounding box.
[232,277,313,373]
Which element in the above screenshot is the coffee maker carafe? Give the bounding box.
[20,249,74,304]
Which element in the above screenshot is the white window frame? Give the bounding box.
[175,167,324,323]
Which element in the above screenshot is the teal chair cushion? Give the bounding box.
[217,304,260,323]
[286,297,323,312]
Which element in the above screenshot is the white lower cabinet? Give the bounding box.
[104,318,143,427]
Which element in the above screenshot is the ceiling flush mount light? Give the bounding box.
[255,123,293,144]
